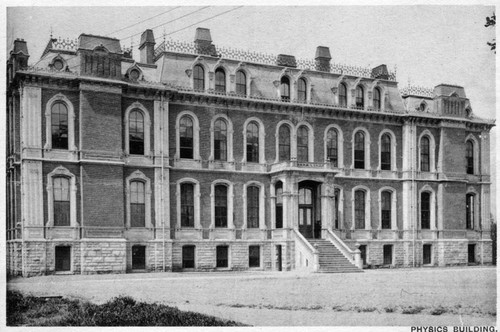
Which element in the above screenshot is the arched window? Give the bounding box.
[297,126,309,162]
[354,190,366,229]
[129,110,144,155]
[193,65,205,91]
[279,125,291,161]
[420,136,430,172]
[275,182,283,229]
[214,119,227,161]
[466,193,475,230]
[380,133,391,170]
[214,185,228,228]
[421,192,431,229]
[466,140,474,174]
[51,102,68,149]
[297,78,307,102]
[354,131,365,169]
[180,183,194,227]
[180,116,194,159]
[236,70,246,96]
[130,181,145,227]
[280,76,290,102]
[53,177,70,226]
[356,86,364,108]
[373,88,381,110]
[381,191,391,229]
[247,186,260,228]
[339,83,347,107]
[215,68,226,92]
[246,122,259,163]
[326,128,338,166]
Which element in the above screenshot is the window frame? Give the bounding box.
[193,64,205,91]
[44,93,76,151]
[246,185,260,229]
[418,131,436,173]
[379,130,396,171]
[277,122,292,162]
[379,187,397,230]
[297,77,307,102]
[125,170,152,229]
[242,117,266,164]
[324,124,344,168]
[280,76,291,102]
[466,193,475,230]
[214,67,226,93]
[124,102,151,157]
[176,111,200,160]
[354,130,366,169]
[373,87,381,110]
[352,186,371,230]
[355,85,364,108]
[46,166,77,227]
[235,70,247,96]
[243,181,265,229]
[296,125,309,163]
[249,245,261,268]
[177,178,201,229]
[210,180,234,229]
[338,83,347,107]
[52,176,71,226]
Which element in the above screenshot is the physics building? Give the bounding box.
[6,28,495,276]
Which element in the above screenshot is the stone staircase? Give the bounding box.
[308,239,363,273]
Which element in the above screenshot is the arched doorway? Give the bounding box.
[298,181,321,239]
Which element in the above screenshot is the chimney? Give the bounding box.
[139,29,155,64]
[315,46,331,72]
[194,27,217,56]
[371,64,389,80]
[10,39,30,70]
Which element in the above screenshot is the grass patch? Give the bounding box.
[7,291,246,326]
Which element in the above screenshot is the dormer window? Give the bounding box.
[280,76,290,102]
[298,78,307,102]
[215,68,226,92]
[356,86,364,108]
[419,102,426,112]
[53,59,64,71]
[129,69,140,81]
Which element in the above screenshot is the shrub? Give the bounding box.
[430,306,447,316]
[401,306,425,314]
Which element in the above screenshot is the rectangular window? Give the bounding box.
[421,193,430,229]
[468,244,475,264]
[55,246,71,272]
[216,246,229,268]
[423,244,432,265]
[466,194,474,230]
[381,152,391,170]
[182,246,195,268]
[249,245,260,267]
[383,245,393,265]
[215,185,228,228]
[381,191,391,229]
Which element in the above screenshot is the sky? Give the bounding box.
[4,3,498,216]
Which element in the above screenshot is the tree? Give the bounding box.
[485,13,496,53]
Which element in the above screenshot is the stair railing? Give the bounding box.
[293,229,319,272]
[326,229,362,269]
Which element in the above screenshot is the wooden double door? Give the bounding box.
[298,182,321,239]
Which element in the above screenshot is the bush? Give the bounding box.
[7,291,245,326]
[430,306,447,316]
[401,306,425,314]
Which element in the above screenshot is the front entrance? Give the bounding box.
[132,245,146,270]
[298,181,321,239]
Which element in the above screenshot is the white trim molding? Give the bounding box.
[242,181,266,230]
[44,93,76,151]
[124,102,152,156]
[46,166,78,227]
[125,170,152,228]
[466,186,480,230]
[351,185,371,230]
[175,111,201,160]
[324,124,344,168]
[176,178,201,229]
[210,180,234,229]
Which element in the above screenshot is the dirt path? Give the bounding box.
[8,267,496,326]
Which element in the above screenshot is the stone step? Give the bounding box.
[307,238,363,273]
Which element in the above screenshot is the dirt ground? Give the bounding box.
[7,266,497,326]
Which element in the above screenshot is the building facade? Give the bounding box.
[6,28,495,277]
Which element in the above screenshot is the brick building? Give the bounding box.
[6,27,495,276]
